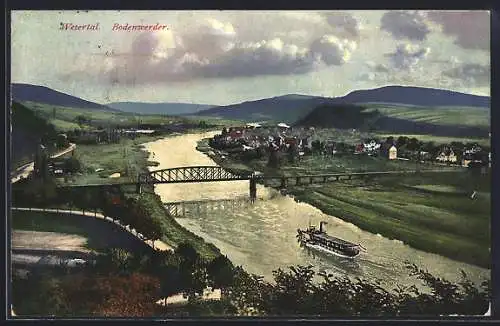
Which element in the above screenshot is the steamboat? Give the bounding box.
[297,221,366,258]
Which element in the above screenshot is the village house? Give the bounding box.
[227,127,245,141]
[436,147,457,164]
[388,145,397,160]
[462,146,482,167]
[354,143,364,154]
[419,151,431,161]
[277,122,290,133]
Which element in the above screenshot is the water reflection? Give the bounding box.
[164,197,252,218]
[300,245,362,276]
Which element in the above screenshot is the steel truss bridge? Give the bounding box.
[138,166,252,184]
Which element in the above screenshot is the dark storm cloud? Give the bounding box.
[380,11,431,41]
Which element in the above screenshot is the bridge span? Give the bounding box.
[45,166,461,201]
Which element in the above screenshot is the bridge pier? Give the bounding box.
[280,178,287,188]
[336,176,339,181]
[249,178,257,202]
[323,176,327,183]
[309,177,313,184]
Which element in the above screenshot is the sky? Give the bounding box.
[11,10,490,105]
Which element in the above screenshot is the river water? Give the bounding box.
[143,131,490,290]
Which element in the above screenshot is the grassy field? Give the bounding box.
[374,133,490,147]
[21,101,242,132]
[66,135,161,185]
[292,171,490,268]
[364,103,490,128]
[307,128,490,148]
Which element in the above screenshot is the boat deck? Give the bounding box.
[311,232,357,247]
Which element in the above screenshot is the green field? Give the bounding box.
[364,103,490,128]
[292,171,490,268]
[21,101,242,132]
[374,133,490,147]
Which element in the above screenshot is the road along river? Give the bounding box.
[143,132,489,290]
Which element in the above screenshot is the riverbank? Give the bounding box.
[55,130,222,260]
[196,138,491,269]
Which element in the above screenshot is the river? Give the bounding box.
[143,131,490,289]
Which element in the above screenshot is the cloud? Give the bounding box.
[63,16,359,85]
[188,38,318,79]
[366,61,391,73]
[442,63,490,87]
[426,11,490,51]
[380,11,432,41]
[179,18,237,56]
[323,12,360,39]
[310,35,356,66]
[385,44,430,70]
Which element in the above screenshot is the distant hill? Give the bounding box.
[194,86,490,123]
[296,104,490,138]
[11,83,119,112]
[338,86,490,108]
[107,102,215,115]
[191,94,334,124]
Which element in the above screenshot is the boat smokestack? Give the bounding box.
[319,221,327,233]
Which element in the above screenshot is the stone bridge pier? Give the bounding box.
[249,177,257,202]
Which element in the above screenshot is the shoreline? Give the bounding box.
[138,132,222,260]
[195,137,490,270]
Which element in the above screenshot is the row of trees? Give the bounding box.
[100,193,163,246]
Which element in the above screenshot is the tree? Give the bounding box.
[206,255,235,293]
[396,136,409,148]
[287,143,298,163]
[407,138,421,151]
[267,149,280,168]
[56,134,69,149]
[64,157,81,174]
[68,273,161,317]
[75,115,89,128]
[176,242,200,268]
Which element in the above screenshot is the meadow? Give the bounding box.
[363,103,490,128]
[292,171,490,268]
[21,101,240,131]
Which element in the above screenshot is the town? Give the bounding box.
[208,122,491,171]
